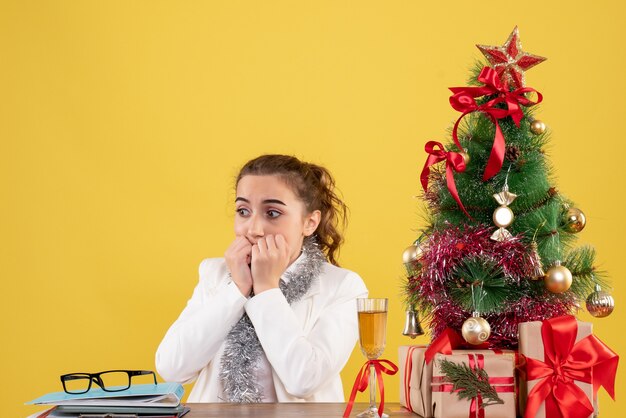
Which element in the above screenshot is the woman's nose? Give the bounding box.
[247,214,264,239]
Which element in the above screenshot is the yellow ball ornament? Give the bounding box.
[544,261,572,293]
[402,244,423,265]
[530,120,546,135]
[461,313,491,345]
[563,207,586,233]
[460,151,470,166]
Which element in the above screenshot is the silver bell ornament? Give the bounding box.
[402,307,424,338]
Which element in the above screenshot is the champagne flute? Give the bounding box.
[356,298,388,418]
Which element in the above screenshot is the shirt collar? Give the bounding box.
[281,249,306,284]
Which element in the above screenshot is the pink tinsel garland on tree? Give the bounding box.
[412,225,575,348]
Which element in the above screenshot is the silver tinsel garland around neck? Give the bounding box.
[219,237,326,403]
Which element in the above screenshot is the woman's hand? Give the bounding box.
[224,236,253,297]
[251,234,291,295]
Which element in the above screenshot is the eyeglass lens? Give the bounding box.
[98,371,133,390]
[63,374,93,394]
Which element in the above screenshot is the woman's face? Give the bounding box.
[234,175,320,264]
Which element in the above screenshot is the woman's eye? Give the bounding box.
[236,208,250,217]
[267,209,281,218]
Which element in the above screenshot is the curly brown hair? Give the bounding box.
[236,154,348,266]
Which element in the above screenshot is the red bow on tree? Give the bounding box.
[420,141,469,217]
[449,66,542,181]
[524,315,619,418]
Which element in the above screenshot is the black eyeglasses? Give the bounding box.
[60,370,157,394]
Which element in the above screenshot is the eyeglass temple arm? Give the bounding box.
[62,375,85,381]
[129,370,157,384]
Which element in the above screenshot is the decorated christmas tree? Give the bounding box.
[402,26,615,349]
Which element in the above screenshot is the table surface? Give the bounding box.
[184,402,414,417]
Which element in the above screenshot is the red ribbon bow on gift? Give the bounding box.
[449,66,542,181]
[424,328,500,365]
[424,328,469,364]
[343,359,398,418]
[524,315,619,418]
[420,141,469,217]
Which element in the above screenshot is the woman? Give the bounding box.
[155,154,368,402]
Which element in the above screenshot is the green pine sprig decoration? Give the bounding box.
[438,358,505,409]
[448,257,519,313]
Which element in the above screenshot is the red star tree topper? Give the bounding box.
[476,26,546,89]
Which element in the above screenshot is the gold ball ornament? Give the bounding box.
[461,314,491,345]
[402,244,424,265]
[586,285,615,318]
[530,120,546,135]
[563,207,586,233]
[544,262,573,293]
[460,151,470,166]
[493,206,514,228]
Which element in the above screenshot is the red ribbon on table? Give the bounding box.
[420,140,469,217]
[524,315,619,418]
[449,66,542,181]
[343,359,398,418]
[431,353,514,418]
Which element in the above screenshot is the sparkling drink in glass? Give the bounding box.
[356,298,388,418]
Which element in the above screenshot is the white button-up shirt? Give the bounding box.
[155,253,368,402]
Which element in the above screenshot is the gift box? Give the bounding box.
[399,345,517,417]
[431,351,516,418]
[519,315,618,418]
[399,345,432,417]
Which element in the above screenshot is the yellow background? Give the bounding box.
[2,1,624,417]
